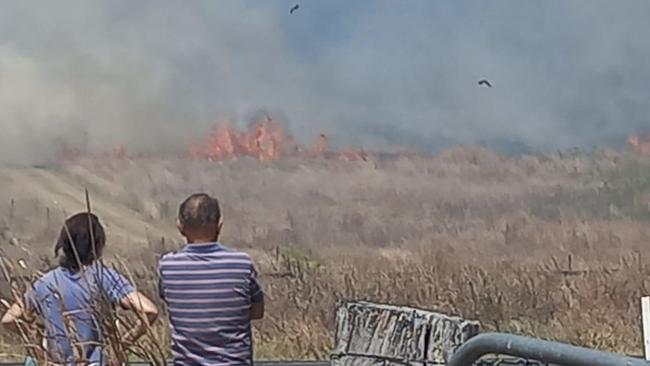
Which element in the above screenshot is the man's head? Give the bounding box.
[55,212,106,271]
[177,193,223,243]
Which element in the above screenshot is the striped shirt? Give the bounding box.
[159,243,264,366]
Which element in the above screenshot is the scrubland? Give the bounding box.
[0,147,649,360]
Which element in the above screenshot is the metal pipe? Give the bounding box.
[448,332,648,366]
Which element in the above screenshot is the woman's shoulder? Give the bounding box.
[87,264,134,290]
[88,264,127,279]
[30,271,52,288]
[87,264,135,300]
[29,267,66,295]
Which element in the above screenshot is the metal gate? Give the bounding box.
[3,333,647,366]
[448,332,649,366]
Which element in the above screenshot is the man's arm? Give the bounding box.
[119,291,159,344]
[157,265,166,302]
[101,267,158,344]
[249,261,265,320]
[251,300,264,320]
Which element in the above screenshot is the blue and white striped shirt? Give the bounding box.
[159,243,264,366]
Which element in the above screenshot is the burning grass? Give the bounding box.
[629,132,650,154]
[1,147,650,360]
[55,115,406,164]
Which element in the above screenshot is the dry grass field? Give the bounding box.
[1,147,650,360]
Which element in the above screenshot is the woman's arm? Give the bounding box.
[119,291,159,344]
[1,302,25,334]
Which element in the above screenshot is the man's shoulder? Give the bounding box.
[158,244,254,264]
[159,250,180,262]
[218,246,255,262]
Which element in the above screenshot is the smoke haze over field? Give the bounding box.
[1,1,649,163]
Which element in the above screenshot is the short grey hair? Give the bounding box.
[178,193,221,230]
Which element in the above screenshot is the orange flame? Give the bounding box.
[55,115,424,163]
[189,123,239,160]
[188,117,387,162]
[338,149,371,162]
[190,116,288,161]
[112,144,127,159]
[629,133,650,154]
[310,133,329,158]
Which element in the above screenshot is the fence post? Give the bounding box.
[642,296,650,361]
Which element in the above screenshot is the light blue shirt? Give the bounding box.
[25,265,133,365]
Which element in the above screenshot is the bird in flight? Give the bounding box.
[290,4,300,14]
[478,79,492,88]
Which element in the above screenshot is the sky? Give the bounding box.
[1,0,649,163]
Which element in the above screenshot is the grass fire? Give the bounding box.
[3,1,650,365]
[54,115,391,164]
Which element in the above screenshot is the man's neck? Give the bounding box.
[187,238,218,244]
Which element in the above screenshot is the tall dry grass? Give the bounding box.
[0,148,649,360]
[0,253,168,364]
[0,192,167,365]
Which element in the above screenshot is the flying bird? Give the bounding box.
[290,4,300,14]
[478,79,492,88]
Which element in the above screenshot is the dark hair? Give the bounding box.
[178,193,221,231]
[54,212,106,271]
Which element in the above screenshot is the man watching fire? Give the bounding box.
[158,193,264,365]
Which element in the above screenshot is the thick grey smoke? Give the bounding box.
[0,1,648,163]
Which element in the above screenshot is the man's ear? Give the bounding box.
[176,219,185,236]
[217,220,224,234]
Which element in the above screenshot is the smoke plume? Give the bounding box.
[0,1,649,163]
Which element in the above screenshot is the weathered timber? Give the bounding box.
[331,300,480,366]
